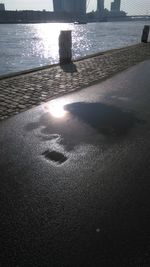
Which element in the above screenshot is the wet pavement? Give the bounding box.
[1,60,150,266]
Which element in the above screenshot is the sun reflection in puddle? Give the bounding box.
[43,99,69,118]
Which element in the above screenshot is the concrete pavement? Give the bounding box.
[1,60,150,266]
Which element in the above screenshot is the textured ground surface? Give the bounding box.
[0,43,150,121]
[1,61,150,266]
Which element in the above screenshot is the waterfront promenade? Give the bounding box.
[0,42,150,121]
[1,60,150,266]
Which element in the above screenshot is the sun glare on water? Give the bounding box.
[34,23,73,60]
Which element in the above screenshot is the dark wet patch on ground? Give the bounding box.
[64,102,145,136]
[25,101,145,152]
[42,150,67,164]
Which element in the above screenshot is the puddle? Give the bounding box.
[42,150,67,164]
[26,101,145,152]
[64,102,144,136]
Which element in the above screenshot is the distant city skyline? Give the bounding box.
[3,0,150,15]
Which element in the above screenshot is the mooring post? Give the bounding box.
[59,30,72,65]
[141,25,150,43]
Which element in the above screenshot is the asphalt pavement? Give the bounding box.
[1,60,150,266]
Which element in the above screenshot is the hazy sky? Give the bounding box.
[3,0,150,15]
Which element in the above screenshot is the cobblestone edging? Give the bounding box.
[0,43,150,121]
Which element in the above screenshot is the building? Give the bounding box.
[75,0,86,14]
[53,0,86,15]
[0,3,5,11]
[62,0,74,13]
[109,0,126,21]
[111,0,121,12]
[53,0,62,12]
[97,0,104,14]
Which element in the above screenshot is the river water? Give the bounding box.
[0,21,147,76]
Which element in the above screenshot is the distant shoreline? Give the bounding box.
[0,18,150,24]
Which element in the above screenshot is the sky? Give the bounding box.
[3,0,150,15]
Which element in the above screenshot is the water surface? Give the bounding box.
[0,21,146,75]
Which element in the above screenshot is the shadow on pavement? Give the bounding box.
[25,102,144,151]
[61,62,77,73]
[64,102,143,136]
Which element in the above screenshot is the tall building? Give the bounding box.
[111,0,121,11]
[53,0,62,12]
[62,0,74,13]
[0,3,5,11]
[53,0,86,14]
[75,0,86,14]
[97,0,104,14]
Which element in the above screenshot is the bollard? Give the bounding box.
[141,25,150,43]
[59,30,72,65]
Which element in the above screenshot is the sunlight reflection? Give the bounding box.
[34,23,73,60]
[43,99,69,118]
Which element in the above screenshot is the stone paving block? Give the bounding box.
[0,43,150,121]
